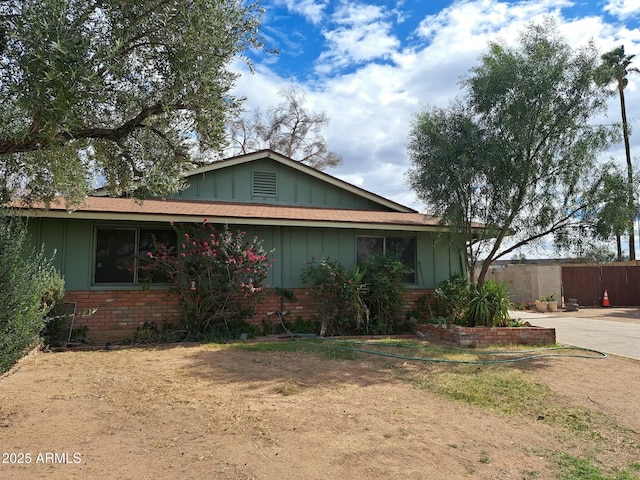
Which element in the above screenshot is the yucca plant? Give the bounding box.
[466,280,512,327]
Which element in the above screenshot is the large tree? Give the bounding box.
[227,86,342,170]
[553,163,632,262]
[0,0,266,204]
[407,20,614,285]
[598,46,639,260]
[592,165,634,261]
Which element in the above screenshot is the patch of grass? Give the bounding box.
[411,364,634,448]
[545,407,607,441]
[408,361,639,480]
[521,470,539,478]
[412,365,552,416]
[273,379,304,396]
[222,339,361,360]
[222,340,304,353]
[556,454,640,480]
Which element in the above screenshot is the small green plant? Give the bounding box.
[435,274,471,325]
[130,318,260,343]
[427,316,448,325]
[466,280,512,327]
[542,294,556,302]
[300,258,367,335]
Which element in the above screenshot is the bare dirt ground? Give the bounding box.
[0,337,639,480]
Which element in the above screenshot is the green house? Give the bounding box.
[19,150,465,341]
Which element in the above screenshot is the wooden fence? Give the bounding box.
[562,265,640,307]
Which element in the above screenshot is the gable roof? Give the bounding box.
[12,150,483,233]
[16,196,445,232]
[181,150,416,213]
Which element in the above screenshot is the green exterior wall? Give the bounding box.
[25,156,467,292]
[169,158,392,211]
[28,218,465,291]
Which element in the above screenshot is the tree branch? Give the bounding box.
[0,102,191,154]
[489,202,591,262]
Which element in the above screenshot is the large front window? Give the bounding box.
[356,236,416,283]
[94,228,176,284]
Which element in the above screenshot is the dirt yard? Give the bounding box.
[1,339,638,480]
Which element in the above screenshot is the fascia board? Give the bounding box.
[21,209,447,232]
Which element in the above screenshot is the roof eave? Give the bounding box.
[19,208,447,232]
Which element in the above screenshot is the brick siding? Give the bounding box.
[63,288,435,343]
[63,290,181,343]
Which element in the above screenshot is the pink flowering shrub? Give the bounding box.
[142,222,274,333]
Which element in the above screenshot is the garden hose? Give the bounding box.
[271,311,608,365]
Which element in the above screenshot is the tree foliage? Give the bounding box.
[407,19,614,285]
[227,86,342,169]
[590,165,634,261]
[597,45,639,260]
[0,211,65,373]
[0,0,266,204]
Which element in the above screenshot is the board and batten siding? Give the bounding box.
[28,218,463,291]
[169,158,391,211]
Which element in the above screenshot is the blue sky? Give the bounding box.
[230,0,640,255]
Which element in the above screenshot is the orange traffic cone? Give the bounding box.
[602,290,610,307]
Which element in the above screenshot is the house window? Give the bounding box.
[356,236,416,283]
[94,227,176,284]
[252,170,277,198]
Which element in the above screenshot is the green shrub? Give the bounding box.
[435,274,471,325]
[301,255,408,336]
[466,280,512,327]
[360,254,407,335]
[300,258,366,335]
[142,222,274,335]
[130,318,261,343]
[0,213,65,373]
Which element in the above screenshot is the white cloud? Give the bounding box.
[415,0,573,57]
[604,0,640,19]
[271,0,329,25]
[315,3,401,72]
[233,0,640,216]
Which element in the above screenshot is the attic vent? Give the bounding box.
[252,171,277,197]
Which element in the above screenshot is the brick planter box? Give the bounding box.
[414,323,556,347]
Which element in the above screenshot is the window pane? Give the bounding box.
[357,236,383,264]
[95,229,136,283]
[139,229,177,284]
[386,237,416,283]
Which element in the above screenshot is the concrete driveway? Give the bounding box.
[513,308,640,360]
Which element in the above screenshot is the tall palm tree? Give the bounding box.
[600,46,639,260]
